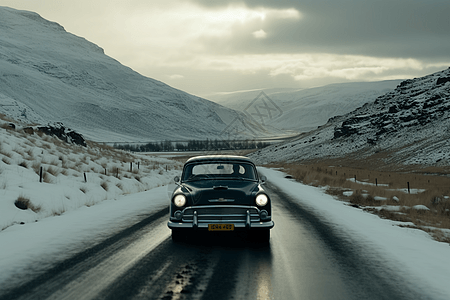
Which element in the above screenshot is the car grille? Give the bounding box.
[182,206,260,223]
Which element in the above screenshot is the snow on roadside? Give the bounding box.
[0,122,182,287]
[259,167,450,300]
[0,186,172,288]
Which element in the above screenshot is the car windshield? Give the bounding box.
[182,162,257,182]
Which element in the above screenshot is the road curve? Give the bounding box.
[0,182,428,300]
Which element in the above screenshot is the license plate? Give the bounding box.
[208,224,234,231]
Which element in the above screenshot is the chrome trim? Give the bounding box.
[168,205,273,230]
[180,205,263,223]
[193,211,198,229]
[246,210,251,229]
[208,198,235,203]
[168,220,274,229]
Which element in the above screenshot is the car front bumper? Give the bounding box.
[167,220,274,230]
[167,205,274,230]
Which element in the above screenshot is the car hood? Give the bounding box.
[182,180,260,206]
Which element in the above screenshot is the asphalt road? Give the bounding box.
[0,182,427,300]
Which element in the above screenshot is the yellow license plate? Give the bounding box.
[208,224,234,231]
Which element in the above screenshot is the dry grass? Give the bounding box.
[51,208,65,216]
[100,181,109,191]
[2,150,13,158]
[0,113,15,123]
[0,123,15,130]
[46,166,60,177]
[2,157,11,165]
[42,171,52,183]
[26,148,34,159]
[14,196,41,213]
[273,162,450,240]
[1,119,182,228]
[32,162,41,175]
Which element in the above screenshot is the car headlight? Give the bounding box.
[255,194,268,207]
[173,194,187,207]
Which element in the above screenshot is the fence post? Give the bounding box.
[39,166,43,183]
[407,182,410,194]
[84,173,87,183]
[375,178,378,187]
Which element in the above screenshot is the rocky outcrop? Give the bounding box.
[249,67,450,167]
[333,68,450,143]
[436,77,450,85]
[37,123,86,146]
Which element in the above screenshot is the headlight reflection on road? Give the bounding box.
[256,251,274,300]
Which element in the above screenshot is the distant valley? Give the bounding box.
[208,81,402,134]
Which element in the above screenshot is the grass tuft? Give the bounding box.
[14,196,41,212]
[100,181,109,191]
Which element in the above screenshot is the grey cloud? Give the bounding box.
[189,0,450,60]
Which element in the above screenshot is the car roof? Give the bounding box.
[185,155,255,165]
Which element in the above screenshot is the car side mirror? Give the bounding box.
[260,176,267,184]
[174,176,182,186]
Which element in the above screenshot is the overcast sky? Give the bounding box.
[1,0,449,97]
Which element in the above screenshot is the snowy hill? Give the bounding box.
[207,81,401,133]
[0,115,181,231]
[0,7,267,142]
[249,68,450,168]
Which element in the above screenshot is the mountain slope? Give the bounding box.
[249,68,450,169]
[0,7,265,142]
[208,81,401,133]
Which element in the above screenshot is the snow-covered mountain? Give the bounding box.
[0,7,268,142]
[249,68,450,168]
[207,80,401,133]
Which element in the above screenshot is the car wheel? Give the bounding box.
[171,229,183,242]
[251,230,270,244]
[260,229,270,244]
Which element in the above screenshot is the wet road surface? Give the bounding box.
[0,182,427,300]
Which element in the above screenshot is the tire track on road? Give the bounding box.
[0,208,169,300]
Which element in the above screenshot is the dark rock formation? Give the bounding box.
[436,77,450,85]
[37,123,86,146]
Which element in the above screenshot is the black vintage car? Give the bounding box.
[168,155,274,243]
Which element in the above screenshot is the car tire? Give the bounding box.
[251,230,270,244]
[171,229,183,242]
[260,229,270,244]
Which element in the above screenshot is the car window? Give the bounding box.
[182,162,257,181]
